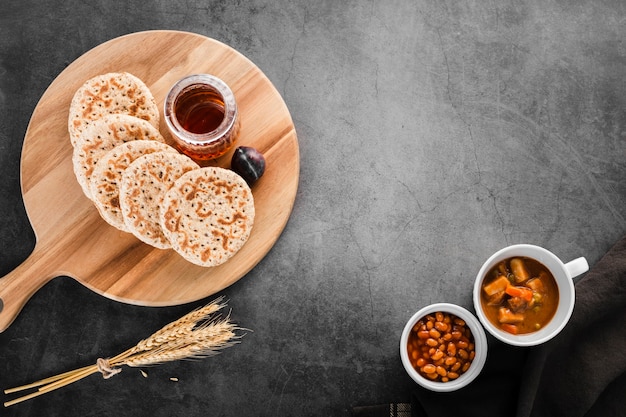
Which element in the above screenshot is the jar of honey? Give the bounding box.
[164,74,239,161]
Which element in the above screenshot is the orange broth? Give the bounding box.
[480,257,559,334]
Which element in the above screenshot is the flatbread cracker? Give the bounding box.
[159,167,255,267]
[72,114,165,200]
[119,152,199,249]
[68,72,159,146]
[90,140,178,231]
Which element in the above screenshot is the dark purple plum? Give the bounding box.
[231,146,266,185]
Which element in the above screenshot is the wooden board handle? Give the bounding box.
[0,246,58,332]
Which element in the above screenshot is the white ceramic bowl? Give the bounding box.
[400,303,488,392]
[473,244,588,347]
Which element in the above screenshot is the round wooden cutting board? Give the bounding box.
[0,30,299,332]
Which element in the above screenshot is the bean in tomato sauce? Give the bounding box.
[406,312,476,382]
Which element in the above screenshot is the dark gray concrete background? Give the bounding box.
[1,1,624,416]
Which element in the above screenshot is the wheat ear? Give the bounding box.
[4,297,246,407]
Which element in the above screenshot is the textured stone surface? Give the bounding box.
[1,1,624,416]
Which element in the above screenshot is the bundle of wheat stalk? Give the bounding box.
[4,297,245,407]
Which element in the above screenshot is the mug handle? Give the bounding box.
[565,257,589,279]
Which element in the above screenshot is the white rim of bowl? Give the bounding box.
[400,303,488,392]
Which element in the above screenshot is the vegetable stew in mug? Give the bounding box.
[479,257,559,335]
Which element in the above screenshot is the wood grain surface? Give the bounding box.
[0,30,299,332]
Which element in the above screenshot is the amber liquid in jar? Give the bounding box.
[175,89,226,134]
[165,74,239,161]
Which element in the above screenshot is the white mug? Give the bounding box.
[473,244,588,346]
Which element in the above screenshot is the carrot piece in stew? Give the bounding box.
[505,285,533,302]
[501,323,519,334]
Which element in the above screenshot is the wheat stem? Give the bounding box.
[4,364,94,394]
[5,387,52,407]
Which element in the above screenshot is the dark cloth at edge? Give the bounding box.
[516,236,626,417]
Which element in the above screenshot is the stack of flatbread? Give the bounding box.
[68,72,255,267]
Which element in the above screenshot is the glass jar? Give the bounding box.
[164,74,239,161]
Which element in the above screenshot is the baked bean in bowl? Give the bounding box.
[400,303,487,392]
